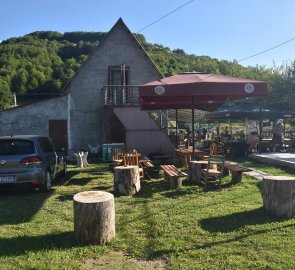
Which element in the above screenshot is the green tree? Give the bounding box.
[0,79,13,110]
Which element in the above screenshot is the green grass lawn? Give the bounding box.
[0,162,294,270]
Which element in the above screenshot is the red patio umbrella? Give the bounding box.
[139,72,269,160]
[139,72,269,110]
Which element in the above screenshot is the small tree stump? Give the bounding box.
[261,176,295,218]
[114,165,140,195]
[73,191,115,245]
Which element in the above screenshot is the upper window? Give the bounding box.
[108,65,129,85]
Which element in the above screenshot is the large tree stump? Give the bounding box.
[261,176,295,218]
[114,165,140,195]
[73,191,115,245]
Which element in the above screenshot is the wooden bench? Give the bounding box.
[224,162,252,184]
[160,165,188,188]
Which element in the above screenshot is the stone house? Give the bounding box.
[0,18,174,157]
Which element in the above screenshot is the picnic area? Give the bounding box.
[0,154,294,270]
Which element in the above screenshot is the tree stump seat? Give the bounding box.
[114,165,141,195]
[261,176,295,218]
[189,160,208,184]
[161,165,188,188]
[73,191,115,245]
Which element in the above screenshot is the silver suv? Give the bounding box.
[0,135,66,192]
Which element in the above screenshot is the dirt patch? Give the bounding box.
[83,251,167,270]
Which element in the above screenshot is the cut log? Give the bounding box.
[114,165,140,195]
[261,176,295,218]
[189,161,204,184]
[73,191,115,245]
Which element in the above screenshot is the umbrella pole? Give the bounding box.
[245,118,248,139]
[192,96,195,160]
[176,108,178,148]
[259,106,262,153]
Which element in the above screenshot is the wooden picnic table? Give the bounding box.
[175,148,205,169]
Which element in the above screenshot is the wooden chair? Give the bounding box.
[204,143,218,159]
[123,153,144,179]
[201,154,225,190]
[112,152,124,166]
[210,143,218,155]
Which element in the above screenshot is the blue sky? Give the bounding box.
[1,0,294,68]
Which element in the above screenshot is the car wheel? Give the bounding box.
[41,170,52,192]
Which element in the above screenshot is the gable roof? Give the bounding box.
[61,18,163,95]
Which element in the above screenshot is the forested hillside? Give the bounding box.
[0,30,294,110]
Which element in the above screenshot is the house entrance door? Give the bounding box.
[49,120,67,152]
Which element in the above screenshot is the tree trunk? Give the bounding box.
[73,191,115,245]
[114,165,140,195]
[261,176,295,218]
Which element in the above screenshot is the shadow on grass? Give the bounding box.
[65,177,95,186]
[183,222,295,252]
[0,188,52,225]
[200,207,289,233]
[54,170,80,186]
[145,177,232,199]
[89,184,113,192]
[55,165,110,187]
[0,231,79,256]
[161,185,203,198]
[135,179,169,198]
[135,177,233,200]
[56,193,76,202]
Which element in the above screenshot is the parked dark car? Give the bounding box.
[0,135,66,192]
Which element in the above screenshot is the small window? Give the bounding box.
[0,140,35,155]
[38,138,54,153]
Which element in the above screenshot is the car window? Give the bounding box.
[0,140,35,155]
[38,138,55,153]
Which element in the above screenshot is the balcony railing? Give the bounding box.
[102,85,140,107]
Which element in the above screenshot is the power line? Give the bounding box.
[136,0,195,33]
[136,0,294,65]
[238,36,295,63]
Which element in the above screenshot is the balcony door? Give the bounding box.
[108,65,129,104]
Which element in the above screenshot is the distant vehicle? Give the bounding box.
[0,135,66,192]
